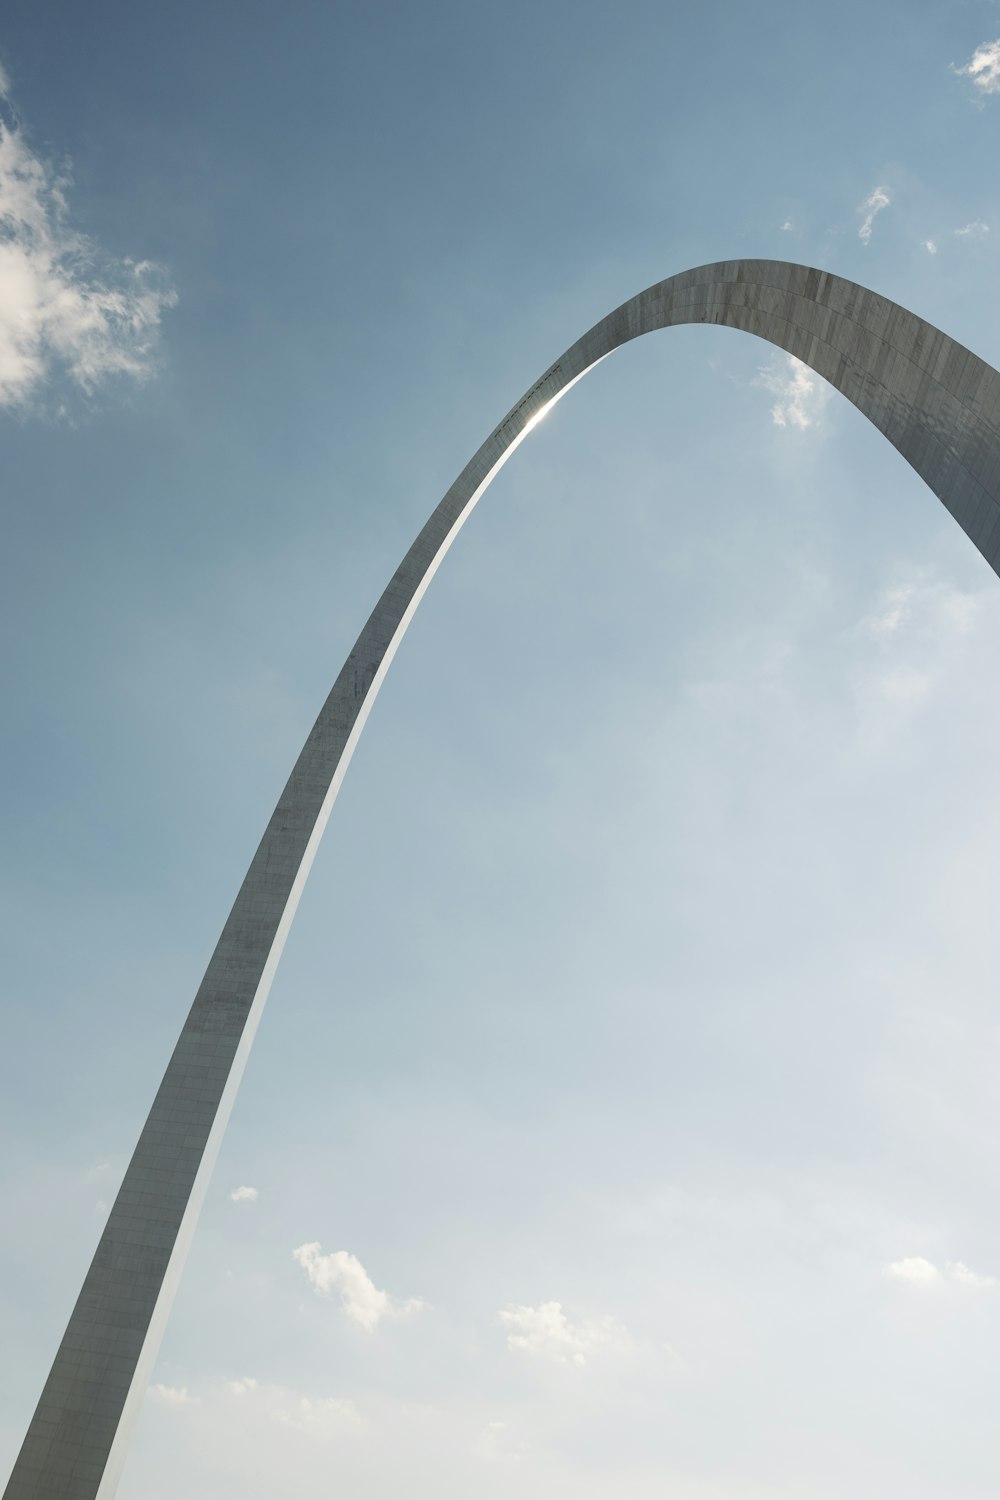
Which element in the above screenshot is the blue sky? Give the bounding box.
[3,2,1000,1495]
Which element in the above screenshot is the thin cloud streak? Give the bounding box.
[858,185,890,244]
[954,221,989,239]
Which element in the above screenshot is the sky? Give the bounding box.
[3,2,1000,1495]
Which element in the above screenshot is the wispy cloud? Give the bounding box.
[859,186,890,245]
[851,574,980,743]
[860,578,978,643]
[292,1242,423,1330]
[954,220,989,239]
[753,354,830,430]
[150,1383,195,1406]
[0,67,174,411]
[924,239,938,255]
[498,1300,630,1366]
[271,1392,361,1437]
[954,39,1000,96]
[884,1256,996,1288]
[227,1377,259,1395]
[949,1261,998,1289]
[476,1419,526,1464]
[227,1376,360,1439]
[863,583,916,638]
[230,1185,258,1203]
[780,219,794,232]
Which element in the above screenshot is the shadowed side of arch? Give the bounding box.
[6,260,1000,1500]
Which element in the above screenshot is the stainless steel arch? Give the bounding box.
[7,259,1000,1500]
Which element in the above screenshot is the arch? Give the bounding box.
[7,260,1000,1500]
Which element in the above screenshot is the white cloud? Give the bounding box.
[858,575,978,644]
[227,1377,259,1395]
[883,1257,997,1288]
[754,353,831,430]
[292,1242,423,1330]
[954,221,989,239]
[925,239,937,255]
[498,1300,630,1366]
[214,1377,361,1440]
[884,1256,941,1283]
[475,1419,525,1464]
[859,186,890,245]
[864,582,916,638]
[863,573,977,645]
[229,1376,359,1437]
[954,39,1000,95]
[877,666,930,705]
[948,1261,998,1289]
[780,219,794,232]
[230,1184,258,1203]
[150,1383,194,1406]
[0,80,174,410]
[851,575,980,734]
[271,1392,361,1438]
